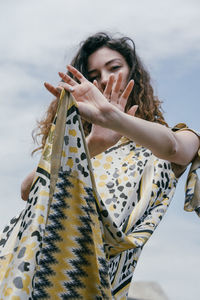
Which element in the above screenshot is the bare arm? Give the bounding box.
[22,67,199,201]
[57,65,199,165]
[104,108,199,165]
[21,169,36,201]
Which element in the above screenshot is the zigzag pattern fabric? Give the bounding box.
[0,91,112,299]
[0,92,199,299]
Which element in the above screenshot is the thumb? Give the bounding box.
[127,105,138,117]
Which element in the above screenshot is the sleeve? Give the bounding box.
[172,123,200,217]
[172,122,200,137]
[184,148,200,216]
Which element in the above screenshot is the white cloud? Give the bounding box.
[0,0,200,66]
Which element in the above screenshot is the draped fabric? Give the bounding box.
[184,150,200,216]
[172,123,200,216]
[0,92,199,299]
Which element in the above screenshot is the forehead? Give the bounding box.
[87,47,126,70]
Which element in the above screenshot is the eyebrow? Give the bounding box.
[88,58,122,74]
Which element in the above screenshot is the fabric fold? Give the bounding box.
[172,122,200,216]
[184,148,200,216]
[0,92,112,299]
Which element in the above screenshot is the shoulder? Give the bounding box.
[170,123,200,175]
[172,123,200,152]
[172,123,199,139]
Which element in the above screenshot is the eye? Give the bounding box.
[110,65,121,72]
[89,75,99,82]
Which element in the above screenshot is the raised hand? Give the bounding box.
[87,73,137,155]
[44,65,137,156]
[58,65,135,127]
[57,66,136,156]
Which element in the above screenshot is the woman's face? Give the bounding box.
[87,47,130,91]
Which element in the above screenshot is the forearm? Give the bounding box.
[86,135,107,158]
[104,107,178,161]
[102,107,199,165]
[86,132,120,158]
[21,169,36,200]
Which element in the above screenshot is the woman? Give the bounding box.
[5,33,200,299]
[22,32,199,191]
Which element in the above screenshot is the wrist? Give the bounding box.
[103,105,124,132]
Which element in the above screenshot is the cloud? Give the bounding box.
[0,0,200,66]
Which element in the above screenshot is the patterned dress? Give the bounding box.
[92,137,178,298]
[0,92,199,299]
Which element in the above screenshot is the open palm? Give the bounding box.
[45,65,137,154]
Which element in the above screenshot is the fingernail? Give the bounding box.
[69,87,74,92]
[44,82,49,88]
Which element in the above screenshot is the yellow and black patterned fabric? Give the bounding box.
[0,92,199,299]
[172,123,200,216]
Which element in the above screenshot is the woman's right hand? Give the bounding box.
[44,70,137,157]
[85,74,137,157]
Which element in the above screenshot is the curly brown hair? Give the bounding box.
[33,32,168,153]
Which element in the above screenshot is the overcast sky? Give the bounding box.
[0,1,199,299]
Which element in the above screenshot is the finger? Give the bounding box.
[110,72,123,102]
[104,74,115,99]
[67,65,86,83]
[119,80,134,107]
[58,82,75,93]
[58,72,77,86]
[127,105,138,116]
[93,79,98,88]
[44,82,61,98]
[113,72,123,95]
[93,79,104,93]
